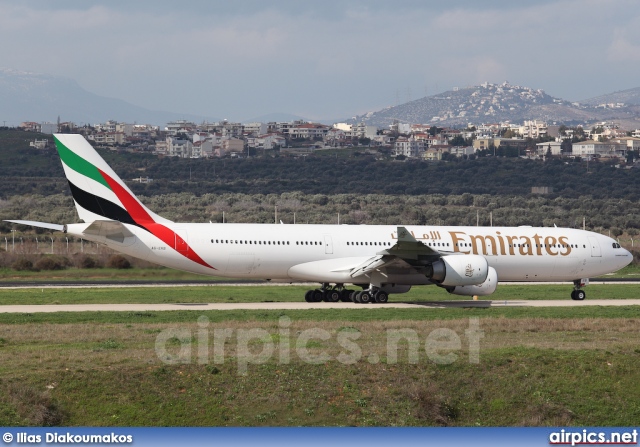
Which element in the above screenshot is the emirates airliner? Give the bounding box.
[5,134,633,303]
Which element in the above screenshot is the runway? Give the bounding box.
[1,299,639,313]
[0,279,638,289]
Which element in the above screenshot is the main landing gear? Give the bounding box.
[303,284,389,304]
[570,279,587,301]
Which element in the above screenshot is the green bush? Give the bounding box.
[106,254,131,269]
[11,258,35,271]
[78,255,100,269]
[34,256,68,271]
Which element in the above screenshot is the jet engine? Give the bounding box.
[426,255,489,287]
[445,267,498,296]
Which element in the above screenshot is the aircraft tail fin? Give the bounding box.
[53,134,172,225]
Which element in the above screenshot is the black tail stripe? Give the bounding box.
[67,180,140,227]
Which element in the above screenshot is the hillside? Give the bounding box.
[0,69,217,126]
[351,82,640,128]
[579,87,640,106]
[0,130,639,203]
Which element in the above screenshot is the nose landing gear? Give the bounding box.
[570,279,588,301]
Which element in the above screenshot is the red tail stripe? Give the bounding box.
[98,169,215,270]
[99,169,154,224]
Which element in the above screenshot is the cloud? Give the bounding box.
[1,0,640,120]
[608,27,640,63]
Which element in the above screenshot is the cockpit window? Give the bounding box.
[612,243,621,249]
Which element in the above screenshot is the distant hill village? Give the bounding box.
[18,117,640,163]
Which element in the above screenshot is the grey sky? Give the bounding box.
[1,0,639,122]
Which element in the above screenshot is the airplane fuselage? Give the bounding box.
[67,222,631,284]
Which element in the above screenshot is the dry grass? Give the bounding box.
[1,316,639,426]
[5,383,65,426]
[1,317,639,378]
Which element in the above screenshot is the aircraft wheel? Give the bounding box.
[312,289,324,302]
[374,290,389,303]
[571,290,586,301]
[359,291,372,304]
[304,290,314,303]
[326,290,341,302]
[353,291,363,303]
[340,289,352,302]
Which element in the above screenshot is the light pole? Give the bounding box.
[50,237,54,254]
[66,237,69,253]
[36,237,39,252]
[11,230,15,252]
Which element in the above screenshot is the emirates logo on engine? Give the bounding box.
[465,263,474,277]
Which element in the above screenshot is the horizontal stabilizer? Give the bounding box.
[3,220,65,232]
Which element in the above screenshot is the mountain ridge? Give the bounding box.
[0,69,218,127]
[350,82,640,128]
[2,69,640,129]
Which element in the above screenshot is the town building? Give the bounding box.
[572,140,626,158]
[535,141,563,156]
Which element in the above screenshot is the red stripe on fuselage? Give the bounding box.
[98,168,216,270]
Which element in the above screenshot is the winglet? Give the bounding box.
[396,226,418,243]
[383,226,440,261]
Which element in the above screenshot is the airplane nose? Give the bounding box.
[620,248,634,268]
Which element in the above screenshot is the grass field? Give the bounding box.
[1,263,640,283]
[1,282,640,427]
[0,283,639,306]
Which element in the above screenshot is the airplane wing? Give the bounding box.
[288,226,444,282]
[348,226,443,277]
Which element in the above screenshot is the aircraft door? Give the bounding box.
[587,236,601,257]
[175,229,189,253]
[324,235,333,254]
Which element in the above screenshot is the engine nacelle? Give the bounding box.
[446,267,498,296]
[426,254,489,287]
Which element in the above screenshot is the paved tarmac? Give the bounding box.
[0,299,639,313]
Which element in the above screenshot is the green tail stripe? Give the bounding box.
[54,135,111,190]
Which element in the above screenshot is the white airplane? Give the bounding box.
[5,134,633,302]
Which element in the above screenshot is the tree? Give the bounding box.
[448,135,466,146]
